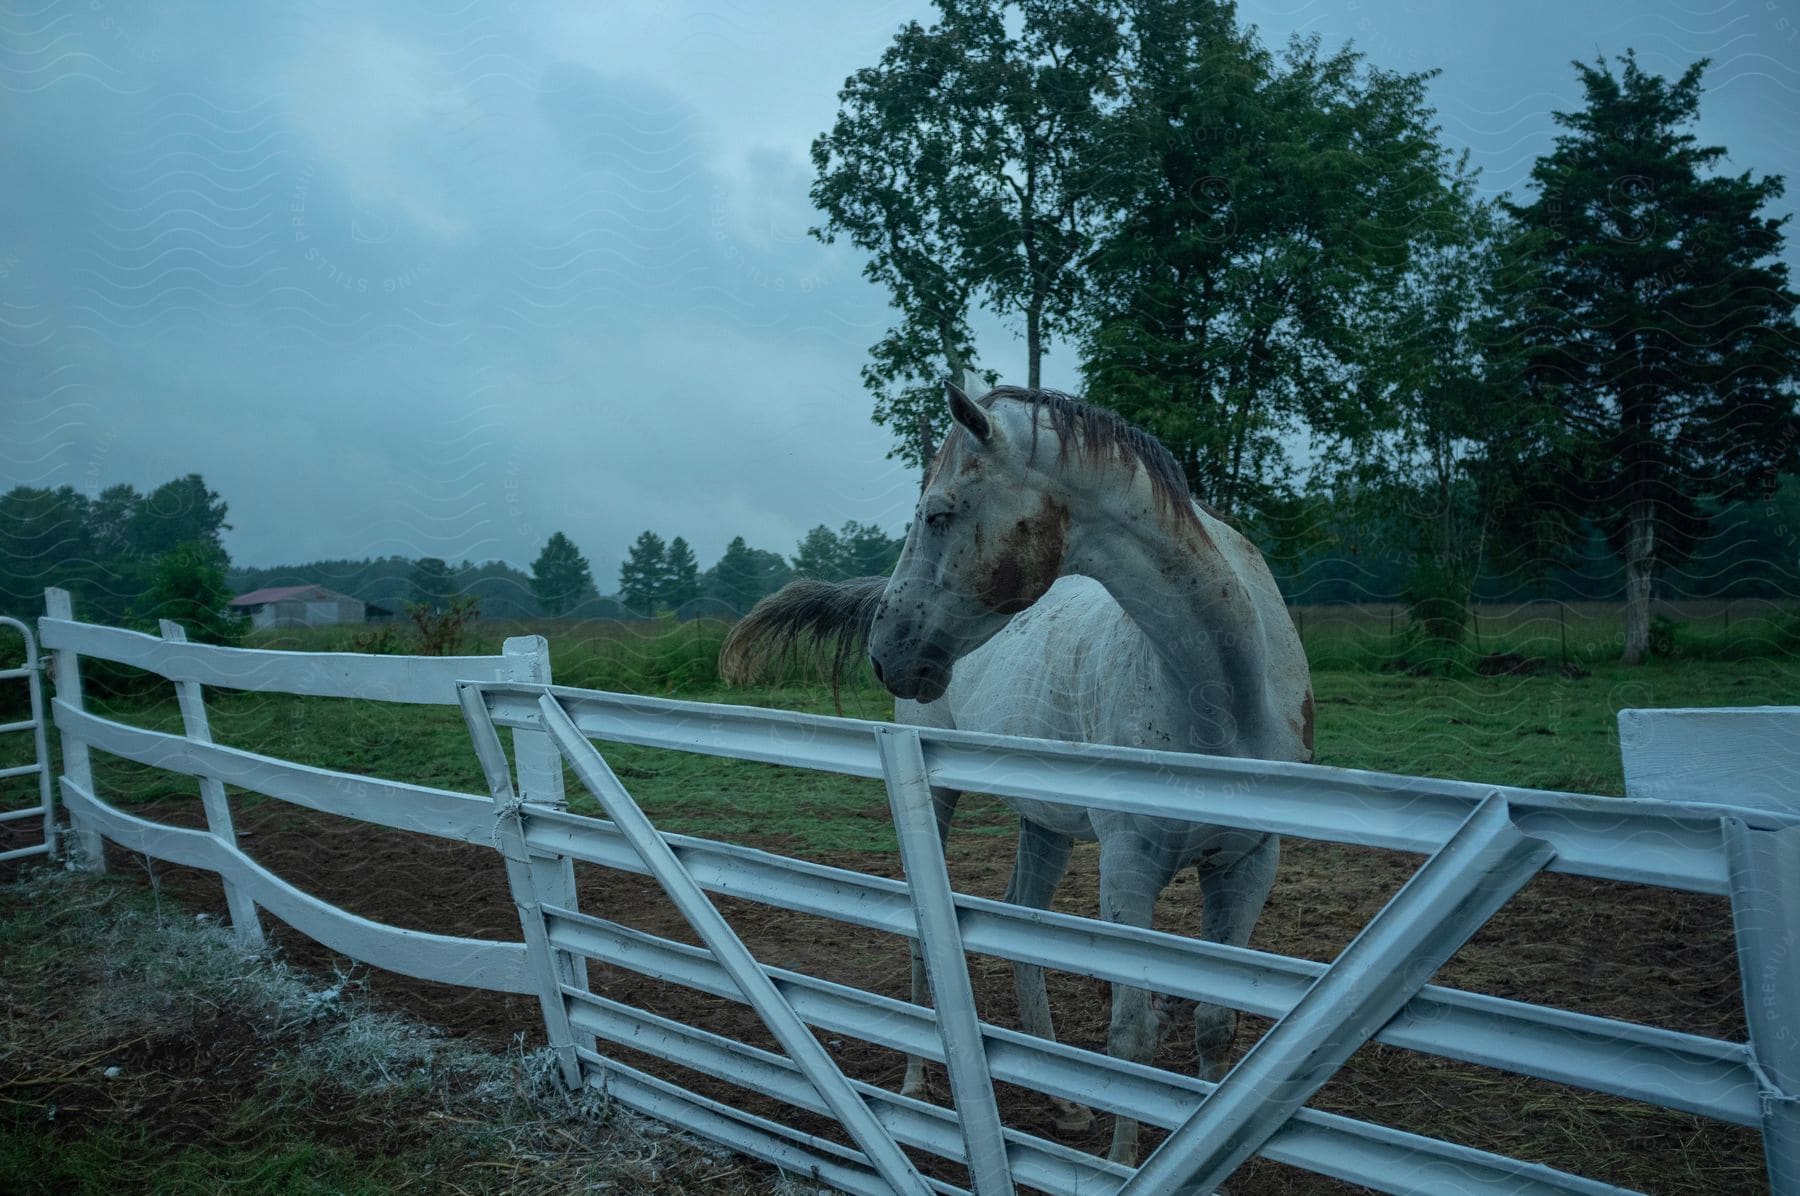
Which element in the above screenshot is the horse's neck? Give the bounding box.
[1066,492,1281,756]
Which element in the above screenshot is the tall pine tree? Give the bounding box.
[530,532,595,617]
[618,531,669,616]
[665,537,700,611]
[1503,53,1800,662]
[705,536,792,613]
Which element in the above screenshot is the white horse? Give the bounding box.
[722,382,1313,1163]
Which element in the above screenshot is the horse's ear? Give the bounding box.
[945,379,993,443]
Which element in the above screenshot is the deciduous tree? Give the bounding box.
[812,0,1123,468]
[409,557,456,612]
[138,541,243,645]
[1081,3,1459,517]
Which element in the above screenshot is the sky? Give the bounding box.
[2,0,1796,587]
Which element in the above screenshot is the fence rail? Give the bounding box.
[28,589,1800,1195]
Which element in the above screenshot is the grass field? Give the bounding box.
[0,607,1795,1193]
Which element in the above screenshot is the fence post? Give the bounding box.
[458,680,587,1091]
[1722,819,1800,1194]
[159,620,265,950]
[501,637,595,1063]
[42,588,103,872]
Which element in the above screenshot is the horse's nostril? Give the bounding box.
[871,657,885,684]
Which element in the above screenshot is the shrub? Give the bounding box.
[408,596,479,656]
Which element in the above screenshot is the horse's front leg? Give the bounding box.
[1098,833,1181,1166]
[1193,832,1279,1081]
[1002,818,1085,1131]
[902,785,961,1100]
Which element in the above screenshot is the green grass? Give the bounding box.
[1293,600,1798,671]
[0,1117,416,1196]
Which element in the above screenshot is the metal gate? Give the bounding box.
[458,679,1800,1196]
[0,616,56,865]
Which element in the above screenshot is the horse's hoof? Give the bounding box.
[1052,1102,1094,1134]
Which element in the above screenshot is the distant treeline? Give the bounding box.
[1268,480,1800,607]
[5,474,1795,634]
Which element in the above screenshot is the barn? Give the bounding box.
[229,584,368,629]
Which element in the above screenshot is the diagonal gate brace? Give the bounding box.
[532,692,933,1196]
[1122,791,1557,1195]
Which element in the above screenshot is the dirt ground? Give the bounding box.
[1,797,1764,1195]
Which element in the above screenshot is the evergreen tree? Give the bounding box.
[618,531,669,616]
[1502,52,1800,662]
[704,536,792,614]
[410,557,456,612]
[664,537,700,612]
[530,532,596,617]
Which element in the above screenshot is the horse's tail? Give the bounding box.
[718,575,887,692]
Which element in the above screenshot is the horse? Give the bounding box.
[720,382,1313,1163]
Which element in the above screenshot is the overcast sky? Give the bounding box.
[3,1,1795,586]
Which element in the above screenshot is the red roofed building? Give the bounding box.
[229,585,368,629]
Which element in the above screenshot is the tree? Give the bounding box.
[1347,178,1540,654]
[530,532,596,617]
[704,536,792,614]
[88,483,140,563]
[790,525,848,581]
[1502,53,1800,662]
[665,537,700,610]
[137,541,243,645]
[410,557,456,612]
[0,486,92,618]
[1080,4,1459,517]
[128,474,230,558]
[812,0,1123,468]
[839,521,904,576]
[618,531,669,616]
[789,522,904,581]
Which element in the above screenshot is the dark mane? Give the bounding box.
[955,385,1202,521]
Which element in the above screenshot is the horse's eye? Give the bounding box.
[924,509,953,529]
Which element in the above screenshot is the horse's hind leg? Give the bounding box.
[1003,818,1086,1132]
[1193,832,1279,1081]
[902,785,961,1099]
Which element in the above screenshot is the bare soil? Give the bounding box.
[6,797,1764,1195]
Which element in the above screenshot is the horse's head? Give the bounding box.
[868,382,1071,702]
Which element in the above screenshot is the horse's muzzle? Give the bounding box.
[869,642,951,704]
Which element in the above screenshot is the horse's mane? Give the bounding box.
[957,386,1206,523]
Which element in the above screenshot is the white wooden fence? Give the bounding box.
[29,589,1800,1195]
